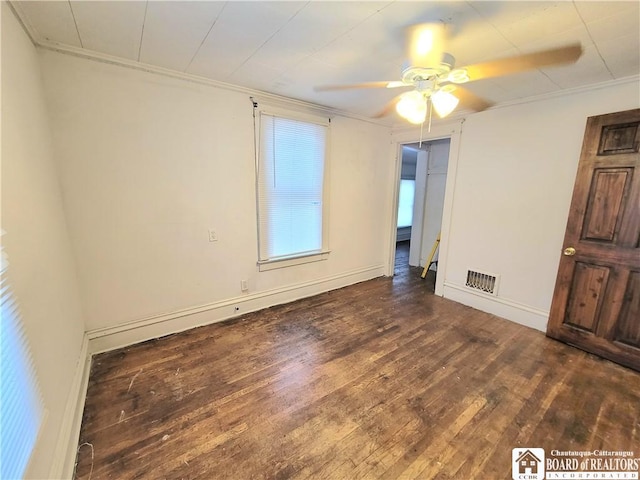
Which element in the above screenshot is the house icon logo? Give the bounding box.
[512,448,545,480]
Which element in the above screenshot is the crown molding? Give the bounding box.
[34,38,392,129]
[11,1,637,132]
[490,74,640,111]
[7,0,390,129]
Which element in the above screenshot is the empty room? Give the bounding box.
[2,1,640,479]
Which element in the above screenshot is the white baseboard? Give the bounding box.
[52,265,383,477]
[50,269,544,477]
[49,333,92,479]
[443,282,549,332]
[87,264,385,354]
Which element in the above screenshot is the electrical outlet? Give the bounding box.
[208,229,218,242]
[241,280,248,292]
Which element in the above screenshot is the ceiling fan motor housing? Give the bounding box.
[401,51,460,84]
[401,66,448,85]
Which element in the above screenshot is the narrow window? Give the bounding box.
[397,179,415,228]
[0,240,44,479]
[257,113,328,266]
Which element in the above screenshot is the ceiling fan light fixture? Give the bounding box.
[431,89,459,118]
[396,90,427,124]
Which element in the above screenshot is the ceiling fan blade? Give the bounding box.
[406,23,447,67]
[386,81,410,89]
[373,95,402,118]
[452,86,494,112]
[314,81,403,92]
[463,44,583,82]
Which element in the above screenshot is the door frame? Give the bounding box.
[386,119,464,297]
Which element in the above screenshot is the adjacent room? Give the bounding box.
[2,1,639,479]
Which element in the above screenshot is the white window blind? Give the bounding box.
[1,243,44,479]
[257,113,327,262]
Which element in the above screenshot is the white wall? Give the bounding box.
[1,5,86,478]
[38,50,393,348]
[442,79,640,331]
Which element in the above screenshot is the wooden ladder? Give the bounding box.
[420,232,440,279]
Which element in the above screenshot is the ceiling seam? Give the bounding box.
[312,1,395,54]
[226,1,311,79]
[183,2,229,73]
[463,1,518,95]
[465,1,563,89]
[6,1,38,46]
[572,1,615,79]
[67,0,83,49]
[137,1,149,62]
[465,2,516,53]
[277,1,396,82]
[35,40,393,127]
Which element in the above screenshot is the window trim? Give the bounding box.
[257,250,330,272]
[254,106,331,270]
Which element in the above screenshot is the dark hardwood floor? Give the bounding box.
[74,242,640,479]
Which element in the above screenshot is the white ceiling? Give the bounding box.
[11,1,640,123]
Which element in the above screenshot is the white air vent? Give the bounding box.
[465,270,500,296]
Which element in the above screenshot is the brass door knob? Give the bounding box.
[563,247,576,256]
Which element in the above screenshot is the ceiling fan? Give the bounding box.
[315,23,583,125]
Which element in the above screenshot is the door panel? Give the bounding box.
[582,169,631,242]
[614,271,640,349]
[547,109,640,371]
[564,262,609,333]
[599,122,639,155]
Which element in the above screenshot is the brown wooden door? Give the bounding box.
[547,108,640,371]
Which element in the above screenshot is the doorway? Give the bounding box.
[393,138,451,291]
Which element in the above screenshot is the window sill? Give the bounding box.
[257,251,330,271]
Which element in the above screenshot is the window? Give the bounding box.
[397,179,415,228]
[0,241,44,479]
[257,112,329,269]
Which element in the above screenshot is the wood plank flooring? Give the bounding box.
[74,242,640,479]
